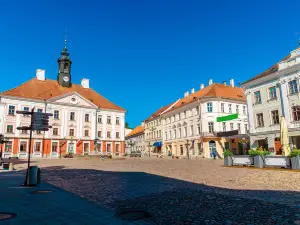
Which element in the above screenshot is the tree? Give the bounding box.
[125,122,130,129]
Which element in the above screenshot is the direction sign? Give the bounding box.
[16,110,32,115]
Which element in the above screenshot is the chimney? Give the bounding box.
[184,91,190,97]
[230,79,234,87]
[200,84,204,89]
[209,79,213,85]
[36,69,45,81]
[223,81,227,86]
[191,88,195,94]
[81,78,90,88]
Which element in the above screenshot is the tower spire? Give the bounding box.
[64,29,67,49]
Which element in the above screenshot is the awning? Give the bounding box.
[216,130,239,137]
[153,142,162,147]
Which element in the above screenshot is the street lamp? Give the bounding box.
[185,139,190,159]
[147,142,152,158]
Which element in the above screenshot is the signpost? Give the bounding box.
[16,108,53,186]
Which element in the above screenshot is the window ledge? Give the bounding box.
[267,98,278,102]
[7,114,15,117]
[253,102,262,106]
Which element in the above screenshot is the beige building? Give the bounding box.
[242,44,300,153]
[161,79,248,158]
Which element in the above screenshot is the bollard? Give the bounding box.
[8,163,14,171]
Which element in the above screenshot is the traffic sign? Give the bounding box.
[17,127,31,131]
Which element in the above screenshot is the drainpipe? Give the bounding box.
[94,107,100,152]
[43,99,47,158]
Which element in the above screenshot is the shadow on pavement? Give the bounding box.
[40,165,300,225]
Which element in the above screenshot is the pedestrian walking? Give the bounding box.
[101,155,104,161]
[212,149,217,160]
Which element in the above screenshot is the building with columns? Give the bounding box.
[242,44,300,153]
[0,44,126,158]
[161,79,248,158]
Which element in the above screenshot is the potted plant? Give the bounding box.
[224,149,233,166]
[248,149,271,168]
[290,149,300,170]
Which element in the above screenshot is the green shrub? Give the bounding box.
[289,149,300,158]
[224,149,233,157]
[248,149,271,156]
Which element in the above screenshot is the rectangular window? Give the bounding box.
[98,115,102,123]
[70,112,75,121]
[222,122,226,132]
[190,125,194,136]
[69,129,74,137]
[54,110,59,119]
[254,91,262,104]
[53,128,58,135]
[107,131,111,138]
[34,142,41,152]
[221,103,224,113]
[245,124,248,133]
[256,113,264,127]
[52,142,58,152]
[292,106,300,121]
[116,132,120,138]
[180,145,183,155]
[107,143,111,152]
[84,130,89,137]
[159,130,161,138]
[229,104,232,113]
[208,122,214,133]
[116,144,120,152]
[238,123,241,134]
[21,129,28,134]
[178,128,181,138]
[98,131,102,137]
[197,124,201,134]
[107,116,111,124]
[20,141,27,152]
[207,102,213,112]
[184,127,187,137]
[169,131,171,140]
[230,123,234,131]
[36,130,41,135]
[23,107,29,112]
[8,105,15,115]
[269,86,277,100]
[243,106,246,115]
[236,105,239,114]
[289,80,298,94]
[183,111,186,118]
[85,114,89,122]
[271,110,279,124]
[6,125,13,133]
[116,117,120,125]
[165,132,167,140]
[174,130,176,139]
[37,109,43,113]
[5,141,12,152]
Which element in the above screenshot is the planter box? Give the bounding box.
[291,156,300,170]
[254,156,264,168]
[232,156,253,166]
[264,156,291,168]
[224,157,233,167]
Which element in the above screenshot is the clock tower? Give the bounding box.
[57,40,72,87]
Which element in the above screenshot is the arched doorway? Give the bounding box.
[209,140,216,158]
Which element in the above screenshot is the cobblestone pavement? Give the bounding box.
[11,157,300,224]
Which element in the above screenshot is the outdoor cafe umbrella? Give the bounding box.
[280,116,290,156]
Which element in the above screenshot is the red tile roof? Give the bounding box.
[126,125,144,137]
[1,78,125,111]
[144,103,174,122]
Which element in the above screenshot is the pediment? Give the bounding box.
[48,92,97,108]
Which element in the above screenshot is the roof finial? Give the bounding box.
[64,29,67,49]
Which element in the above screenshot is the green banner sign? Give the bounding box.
[216,113,238,122]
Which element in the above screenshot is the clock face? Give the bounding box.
[63,76,69,82]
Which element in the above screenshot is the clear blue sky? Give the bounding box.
[1,0,300,128]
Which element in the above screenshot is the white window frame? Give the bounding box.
[50,141,59,157]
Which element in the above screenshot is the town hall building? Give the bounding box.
[0,43,126,158]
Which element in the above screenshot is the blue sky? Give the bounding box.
[1,0,300,128]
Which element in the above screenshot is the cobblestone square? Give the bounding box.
[13,157,300,224]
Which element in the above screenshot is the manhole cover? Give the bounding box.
[0,212,17,221]
[116,209,151,221]
[32,190,53,194]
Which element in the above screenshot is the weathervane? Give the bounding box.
[64,29,67,48]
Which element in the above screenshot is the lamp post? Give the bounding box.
[147,142,152,158]
[185,139,190,159]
